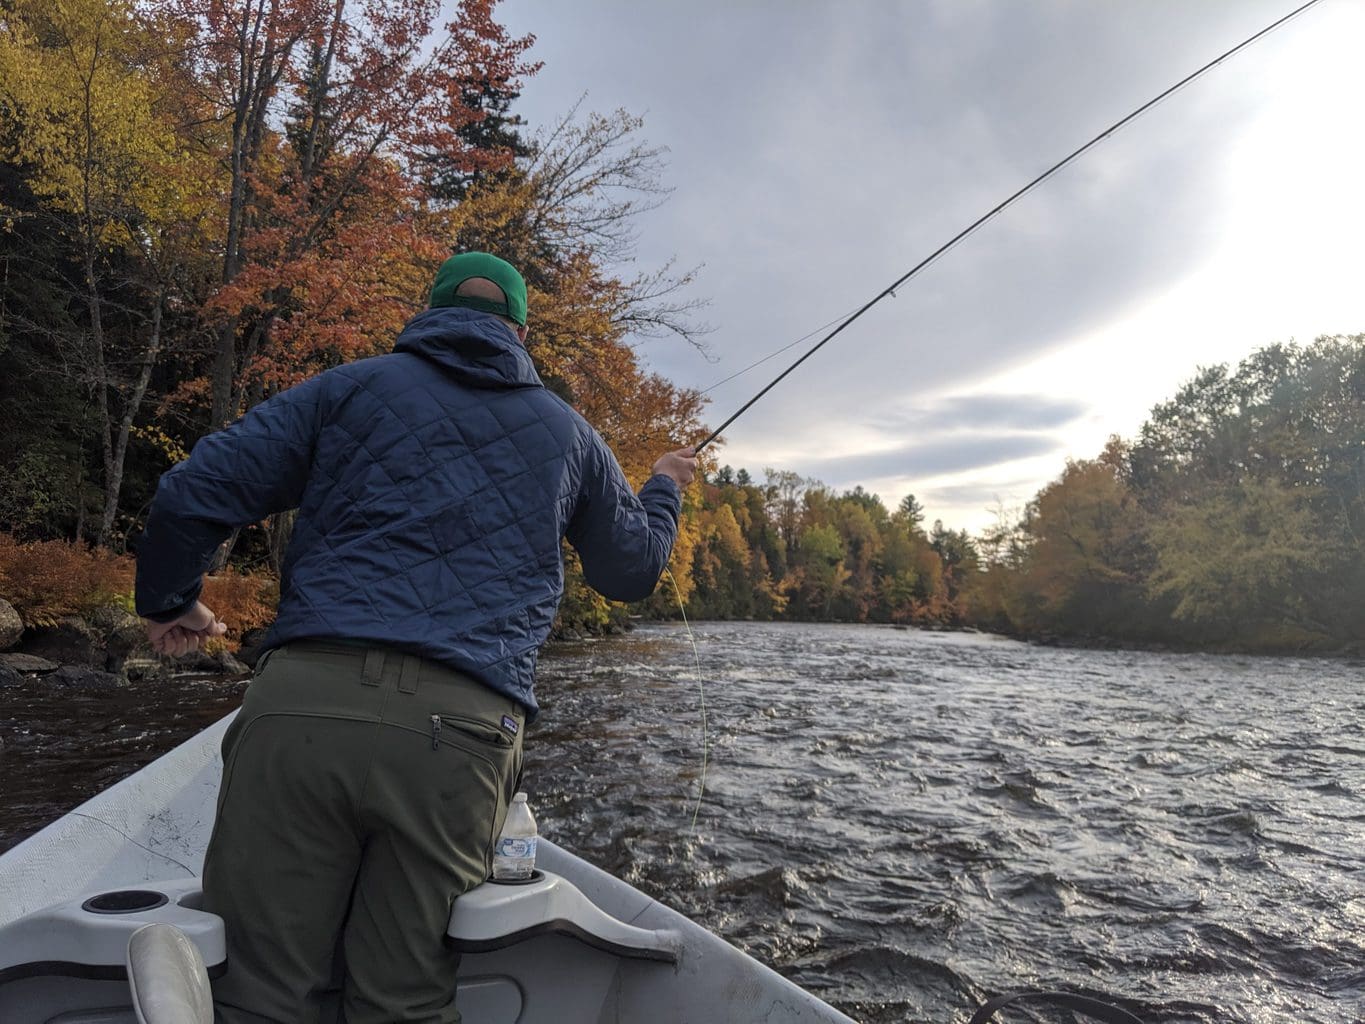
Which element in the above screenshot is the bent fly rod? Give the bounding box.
[692,0,1324,454]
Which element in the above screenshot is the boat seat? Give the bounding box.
[448,870,678,962]
[126,924,213,1024]
[445,870,682,1024]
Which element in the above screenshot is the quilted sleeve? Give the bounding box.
[566,436,681,603]
[134,374,328,622]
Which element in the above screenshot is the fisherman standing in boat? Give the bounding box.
[134,251,695,1023]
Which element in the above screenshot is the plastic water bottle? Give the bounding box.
[492,792,537,880]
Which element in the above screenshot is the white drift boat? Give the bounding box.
[0,713,854,1023]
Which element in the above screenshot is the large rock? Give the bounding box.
[0,662,23,688]
[171,650,222,673]
[169,648,251,676]
[236,627,271,668]
[122,655,170,684]
[88,605,149,674]
[122,647,251,682]
[0,651,58,674]
[0,599,22,650]
[214,650,251,676]
[20,616,103,668]
[48,664,126,690]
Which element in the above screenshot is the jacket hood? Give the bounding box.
[393,306,544,390]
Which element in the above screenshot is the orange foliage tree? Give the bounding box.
[1010,446,1152,636]
[146,0,539,427]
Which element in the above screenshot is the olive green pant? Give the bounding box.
[203,642,524,1024]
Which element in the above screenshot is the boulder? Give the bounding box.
[0,662,23,688]
[20,616,104,668]
[236,627,271,668]
[89,605,149,674]
[0,651,58,674]
[49,664,127,690]
[123,647,251,680]
[172,650,223,673]
[122,655,170,684]
[214,650,251,676]
[0,599,22,650]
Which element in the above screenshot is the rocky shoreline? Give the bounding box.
[0,597,254,692]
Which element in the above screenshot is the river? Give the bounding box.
[3,622,1363,1023]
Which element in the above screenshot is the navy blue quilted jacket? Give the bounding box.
[135,307,682,716]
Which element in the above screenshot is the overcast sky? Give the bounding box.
[492,0,1365,532]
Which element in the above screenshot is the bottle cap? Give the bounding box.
[513,792,528,802]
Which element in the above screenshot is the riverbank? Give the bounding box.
[0,600,254,690]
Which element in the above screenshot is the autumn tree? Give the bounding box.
[764,469,805,551]
[1147,477,1333,645]
[878,511,950,624]
[446,105,709,379]
[895,492,926,531]
[1010,453,1152,637]
[146,0,538,428]
[973,336,1364,652]
[1131,336,1364,648]
[789,523,849,619]
[0,0,217,545]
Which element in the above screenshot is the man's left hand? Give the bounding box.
[145,601,227,657]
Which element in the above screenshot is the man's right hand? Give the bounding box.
[144,600,227,657]
[652,447,697,489]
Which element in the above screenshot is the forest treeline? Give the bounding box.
[661,335,1364,653]
[0,0,1359,655]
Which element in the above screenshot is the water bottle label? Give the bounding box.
[497,836,537,860]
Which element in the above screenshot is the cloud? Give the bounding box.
[874,393,1089,433]
[798,434,1062,484]
[920,479,1042,509]
[492,0,1360,534]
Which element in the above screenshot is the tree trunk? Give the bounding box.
[268,511,296,574]
[97,293,165,549]
[82,247,117,549]
[210,529,241,574]
[211,0,288,429]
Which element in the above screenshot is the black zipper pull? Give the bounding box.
[430,714,441,750]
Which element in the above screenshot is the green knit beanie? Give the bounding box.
[428,252,528,326]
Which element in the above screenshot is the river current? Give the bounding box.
[3,622,1363,1022]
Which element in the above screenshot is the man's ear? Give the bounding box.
[515,324,529,345]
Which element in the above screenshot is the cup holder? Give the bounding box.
[487,869,545,886]
[81,890,169,915]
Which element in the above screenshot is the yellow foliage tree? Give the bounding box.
[1147,477,1332,645]
[1016,456,1150,635]
[0,0,218,545]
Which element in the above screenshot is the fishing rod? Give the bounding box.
[692,0,1324,455]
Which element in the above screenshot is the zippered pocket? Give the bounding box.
[430,713,515,751]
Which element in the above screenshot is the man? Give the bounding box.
[135,251,695,1023]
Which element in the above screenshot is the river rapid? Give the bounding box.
[3,622,1362,1022]
[527,623,1364,1024]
